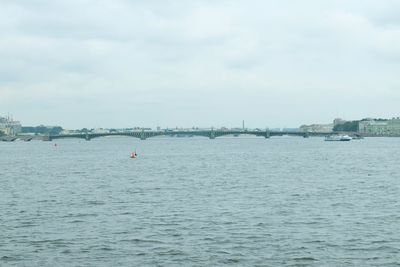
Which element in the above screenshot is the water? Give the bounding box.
[1,137,400,266]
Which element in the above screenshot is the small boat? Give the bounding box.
[325,135,352,141]
[130,152,137,158]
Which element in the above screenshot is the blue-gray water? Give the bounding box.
[1,137,400,266]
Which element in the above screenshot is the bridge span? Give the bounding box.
[44,130,340,141]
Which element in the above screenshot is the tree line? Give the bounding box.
[333,121,359,132]
[22,126,63,135]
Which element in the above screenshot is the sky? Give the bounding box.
[1,0,400,129]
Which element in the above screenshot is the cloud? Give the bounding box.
[0,0,399,128]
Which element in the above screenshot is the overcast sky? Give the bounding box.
[1,0,399,129]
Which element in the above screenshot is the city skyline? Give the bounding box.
[3,112,400,131]
[1,112,395,130]
[1,1,400,129]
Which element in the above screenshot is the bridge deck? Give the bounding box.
[45,130,348,141]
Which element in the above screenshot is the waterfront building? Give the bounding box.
[93,128,110,134]
[299,123,333,133]
[0,116,22,135]
[358,118,400,136]
[61,129,78,135]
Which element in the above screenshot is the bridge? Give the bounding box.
[43,130,342,141]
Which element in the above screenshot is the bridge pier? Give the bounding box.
[209,131,215,139]
[140,130,147,140]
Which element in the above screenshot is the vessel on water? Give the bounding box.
[325,135,352,141]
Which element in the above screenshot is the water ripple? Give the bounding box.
[1,137,400,266]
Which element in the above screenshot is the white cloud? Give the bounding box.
[1,0,399,128]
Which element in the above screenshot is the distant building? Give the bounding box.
[92,128,110,134]
[0,116,22,135]
[282,128,300,132]
[61,129,78,135]
[299,123,333,133]
[358,118,400,136]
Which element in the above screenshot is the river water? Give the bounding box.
[1,137,400,266]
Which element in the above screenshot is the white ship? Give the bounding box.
[324,135,352,141]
